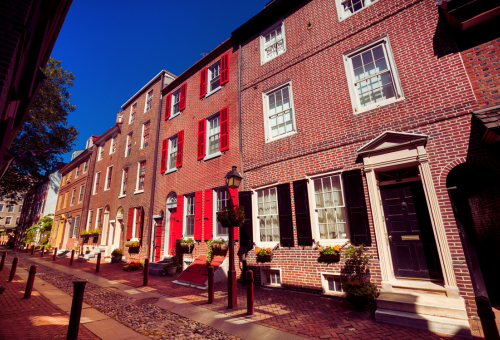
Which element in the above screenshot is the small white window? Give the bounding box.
[75,166,80,178]
[16,217,20,225]
[335,0,378,21]
[93,172,101,195]
[213,189,229,239]
[145,89,154,112]
[135,161,146,192]
[254,187,280,246]
[260,21,286,64]
[120,168,128,196]
[105,166,113,190]
[260,268,282,287]
[83,160,88,173]
[130,102,137,123]
[344,36,403,114]
[70,188,76,206]
[78,184,84,203]
[87,210,94,231]
[142,121,150,149]
[8,205,14,213]
[98,144,104,161]
[6,217,12,225]
[321,273,347,297]
[18,205,22,212]
[0,204,3,212]
[207,61,221,94]
[125,133,133,157]
[110,136,117,154]
[167,135,178,171]
[263,83,296,142]
[170,89,181,118]
[206,113,220,158]
[184,195,195,237]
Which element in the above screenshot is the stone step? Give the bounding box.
[375,308,472,338]
[377,292,468,320]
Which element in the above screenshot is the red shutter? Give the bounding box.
[176,130,184,167]
[136,206,143,239]
[229,187,239,241]
[199,68,207,98]
[220,106,229,151]
[160,138,168,173]
[180,83,187,111]
[220,53,229,85]
[126,207,133,241]
[204,188,212,241]
[197,119,206,160]
[176,195,184,242]
[194,191,202,241]
[165,93,171,120]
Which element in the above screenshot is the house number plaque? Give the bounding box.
[401,235,420,241]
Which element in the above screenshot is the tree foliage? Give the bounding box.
[0,58,78,198]
[24,214,53,245]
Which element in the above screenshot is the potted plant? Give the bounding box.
[163,262,177,276]
[216,205,245,229]
[125,240,140,253]
[74,246,80,256]
[111,248,122,263]
[318,244,342,261]
[179,237,195,254]
[255,247,273,262]
[211,237,228,255]
[123,261,144,271]
[341,245,378,309]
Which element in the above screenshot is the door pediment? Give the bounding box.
[357,131,428,156]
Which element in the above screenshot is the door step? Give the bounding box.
[376,308,472,338]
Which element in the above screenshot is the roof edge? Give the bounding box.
[121,70,176,109]
[58,148,92,174]
[94,123,122,145]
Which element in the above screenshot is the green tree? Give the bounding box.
[24,214,54,245]
[0,58,78,198]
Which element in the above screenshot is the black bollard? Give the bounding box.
[41,247,44,257]
[70,250,74,265]
[143,258,149,286]
[8,257,19,282]
[53,247,58,261]
[242,260,247,286]
[96,252,101,273]
[0,252,6,271]
[208,266,214,304]
[31,245,34,255]
[247,270,254,315]
[476,296,500,340]
[66,280,87,340]
[24,265,37,299]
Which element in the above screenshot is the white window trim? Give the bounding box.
[109,135,117,155]
[305,170,350,247]
[252,186,280,248]
[5,217,12,225]
[95,207,103,230]
[70,188,76,206]
[343,35,404,115]
[260,267,282,288]
[129,101,137,124]
[335,0,378,22]
[134,162,145,194]
[260,20,287,65]
[75,166,80,179]
[183,195,195,238]
[104,166,113,191]
[83,161,88,174]
[119,169,127,198]
[168,88,181,120]
[213,188,229,241]
[130,208,139,241]
[262,81,297,143]
[204,112,222,161]
[125,133,133,158]
[320,272,347,297]
[0,204,3,212]
[87,210,94,231]
[141,121,150,149]
[206,60,222,97]
[93,172,101,195]
[144,89,154,113]
[78,185,84,203]
[98,145,104,161]
[166,134,178,173]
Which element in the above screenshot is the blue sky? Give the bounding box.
[52,0,269,162]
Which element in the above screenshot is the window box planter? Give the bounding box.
[318,245,342,262]
[319,253,341,262]
[211,242,228,256]
[256,254,273,262]
[128,246,140,254]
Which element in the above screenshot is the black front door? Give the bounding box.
[380,181,443,281]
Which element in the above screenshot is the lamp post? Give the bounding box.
[224,166,243,309]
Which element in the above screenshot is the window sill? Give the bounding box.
[317,239,349,247]
[262,283,282,288]
[204,152,221,161]
[265,131,297,143]
[354,96,404,115]
[134,190,144,195]
[205,86,222,98]
[168,112,180,120]
[104,188,110,192]
[118,194,126,199]
[165,168,177,175]
[255,241,280,248]
[261,52,285,66]
[322,291,347,298]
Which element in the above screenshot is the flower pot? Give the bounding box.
[128,246,140,254]
[166,266,177,275]
[212,243,228,256]
[257,254,272,262]
[111,255,122,263]
[320,253,340,261]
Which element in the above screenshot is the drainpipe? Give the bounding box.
[238,42,245,190]
[147,72,165,262]
[80,149,95,252]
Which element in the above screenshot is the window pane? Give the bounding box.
[372,45,384,60]
[382,84,395,99]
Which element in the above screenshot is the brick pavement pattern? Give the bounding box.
[0,257,99,340]
[32,250,493,340]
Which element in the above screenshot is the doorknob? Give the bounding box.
[401,202,407,211]
[388,236,392,241]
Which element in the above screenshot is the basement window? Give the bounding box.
[321,273,347,297]
[260,268,282,287]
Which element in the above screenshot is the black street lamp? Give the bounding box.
[224,166,243,309]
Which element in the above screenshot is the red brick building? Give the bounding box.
[152,39,241,263]
[229,0,500,337]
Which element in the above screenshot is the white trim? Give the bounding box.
[320,272,347,297]
[204,152,221,161]
[168,88,181,119]
[260,267,282,287]
[166,134,178,171]
[120,168,127,196]
[109,135,117,155]
[343,35,404,115]
[87,210,94,231]
[125,133,133,158]
[70,188,76,206]
[129,102,137,124]
[93,172,101,195]
[262,81,297,142]
[183,194,195,238]
[144,88,154,113]
[98,145,104,161]
[121,70,173,109]
[206,60,222,96]
[204,111,221,159]
[78,184,84,203]
[252,186,280,248]
[104,166,113,191]
[335,0,379,22]
[213,189,229,241]
[260,20,287,65]
[83,160,88,174]
[135,162,140,192]
[95,207,103,231]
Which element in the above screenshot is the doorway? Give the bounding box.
[380,181,444,281]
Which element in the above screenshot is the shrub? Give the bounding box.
[111,248,122,257]
[123,261,144,271]
[125,241,140,247]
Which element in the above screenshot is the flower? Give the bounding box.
[255,247,261,254]
[334,245,342,252]
[318,246,324,252]
[265,248,271,252]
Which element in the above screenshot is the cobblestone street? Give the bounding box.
[3,247,485,340]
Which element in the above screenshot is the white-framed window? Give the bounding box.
[263,82,296,142]
[96,207,103,230]
[260,21,286,64]
[135,161,146,192]
[78,184,84,203]
[6,217,12,225]
[167,135,178,172]
[87,210,94,231]
[118,111,123,123]
[110,136,117,154]
[130,102,137,123]
[344,36,403,114]
[120,168,128,196]
[98,144,104,161]
[83,160,88,173]
[126,133,133,157]
[307,172,349,245]
[141,121,150,148]
[213,189,229,239]
[70,188,76,206]
[206,113,221,158]
[18,204,22,212]
[169,89,181,118]
[207,60,221,94]
[253,187,280,247]
[335,0,378,21]
[105,166,113,190]
[75,165,80,179]
[16,217,20,225]
[260,268,282,287]
[8,205,14,213]
[0,203,3,212]
[321,273,347,297]
[93,172,101,195]
[184,195,195,237]
[145,89,154,112]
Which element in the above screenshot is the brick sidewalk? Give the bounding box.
[0,258,99,340]
[29,249,484,340]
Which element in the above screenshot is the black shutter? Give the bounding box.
[238,191,253,247]
[293,179,313,246]
[342,169,371,245]
[277,183,294,247]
